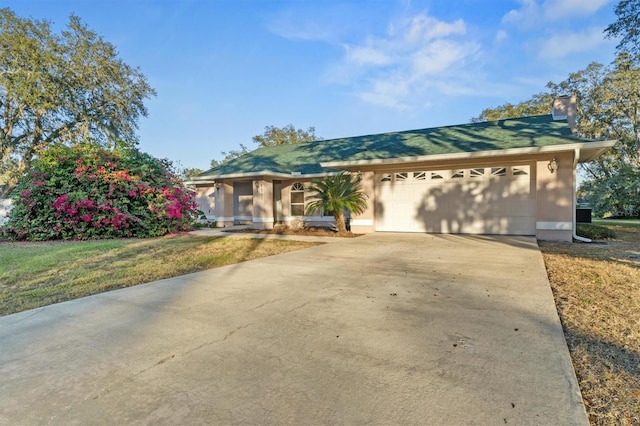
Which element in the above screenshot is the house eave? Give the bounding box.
[187,169,340,184]
[576,140,618,162]
[320,140,617,169]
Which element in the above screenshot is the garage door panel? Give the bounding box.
[505,199,536,217]
[375,167,535,235]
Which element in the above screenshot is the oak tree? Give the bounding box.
[472,55,640,217]
[209,125,321,167]
[605,0,640,54]
[0,8,156,196]
[252,124,320,147]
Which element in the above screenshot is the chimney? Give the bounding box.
[552,95,577,134]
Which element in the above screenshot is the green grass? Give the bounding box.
[0,234,319,316]
[593,218,640,228]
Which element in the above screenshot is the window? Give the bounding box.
[380,173,392,182]
[414,171,427,180]
[470,168,485,178]
[431,172,444,180]
[290,182,305,216]
[512,166,529,176]
[491,167,507,176]
[395,172,409,181]
[451,170,464,179]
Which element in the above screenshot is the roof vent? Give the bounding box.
[552,95,577,134]
[291,171,301,176]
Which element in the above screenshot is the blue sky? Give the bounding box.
[6,0,617,171]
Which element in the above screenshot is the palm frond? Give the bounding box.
[304,171,368,216]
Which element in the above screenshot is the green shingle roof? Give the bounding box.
[199,115,595,178]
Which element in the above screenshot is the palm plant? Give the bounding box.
[305,171,368,235]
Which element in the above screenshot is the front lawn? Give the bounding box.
[539,219,640,425]
[2,220,639,423]
[0,234,319,316]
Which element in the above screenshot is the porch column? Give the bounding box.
[215,182,234,228]
[350,171,375,234]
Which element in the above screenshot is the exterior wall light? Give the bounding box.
[547,157,559,174]
[215,183,221,191]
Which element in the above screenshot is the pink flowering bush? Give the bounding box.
[3,144,197,240]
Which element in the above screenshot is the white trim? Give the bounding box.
[252,217,274,223]
[217,216,235,222]
[234,215,252,221]
[536,221,573,230]
[320,140,617,168]
[185,179,217,185]
[350,219,373,226]
[190,170,340,181]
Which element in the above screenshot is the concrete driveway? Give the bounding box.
[0,233,587,425]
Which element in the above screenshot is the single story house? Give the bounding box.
[189,97,615,241]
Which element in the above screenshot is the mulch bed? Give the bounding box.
[224,226,362,238]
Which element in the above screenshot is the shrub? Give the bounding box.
[576,223,617,240]
[3,144,197,240]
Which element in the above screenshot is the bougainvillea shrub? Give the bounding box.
[4,144,197,240]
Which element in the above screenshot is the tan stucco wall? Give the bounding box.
[194,186,216,219]
[350,171,375,234]
[201,151,578,239]
[534,151,574,241]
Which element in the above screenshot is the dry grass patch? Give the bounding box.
[0,234,319,316]
[540,220,640,425]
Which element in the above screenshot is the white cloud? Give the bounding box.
[502,0,540,26]
[538,26,608,58]
[411,39,475,77]
[345,45,392,66]
[543,0,612,19]
[330,13,481,110]
[403,14,466,42]
[264,6,354,43]
[358,75,412,110]
[503,0,612,26]
[500,0,614,66]
[494,30,509,43]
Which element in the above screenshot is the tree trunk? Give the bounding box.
[334,211,348,236]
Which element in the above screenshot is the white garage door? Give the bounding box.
[375,166,536,235]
